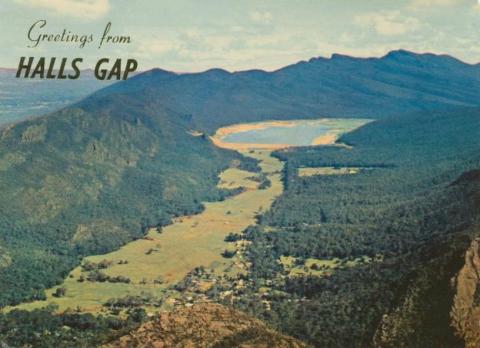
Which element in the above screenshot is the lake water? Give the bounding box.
[221,121,329,146]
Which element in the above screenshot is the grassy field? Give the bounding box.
[298,167,360,177]
[12,150,283,313]
[279,255,375,277]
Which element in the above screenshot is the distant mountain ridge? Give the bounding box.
[3,49,479,130]
[87,49,480,132]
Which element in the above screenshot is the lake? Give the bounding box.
[213,119,370,150]
[221,121,328,146]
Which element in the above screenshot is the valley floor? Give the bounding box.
[11,150,283,314]
[7,118,367,329]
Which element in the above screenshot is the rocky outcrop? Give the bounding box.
[451,238,480,348]
[103,303,309,348]
[372,234,471,348]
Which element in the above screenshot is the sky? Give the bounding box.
[1,0,480,72]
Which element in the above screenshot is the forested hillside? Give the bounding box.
[228,107,480,347]
[0,89,258,307]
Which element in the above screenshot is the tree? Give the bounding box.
[53,287,67,298]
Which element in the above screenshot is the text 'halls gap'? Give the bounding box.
[15,20,138,80]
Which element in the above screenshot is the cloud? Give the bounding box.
[354,11,420,36]
[249,11,273,25]
[408,0,471,9]
[14,0,110,19]
[137,38,179,57]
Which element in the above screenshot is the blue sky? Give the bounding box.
[1,0,480,72]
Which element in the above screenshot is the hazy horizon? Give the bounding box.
[1,48,478,75]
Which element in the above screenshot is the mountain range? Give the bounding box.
[93,49,480,132]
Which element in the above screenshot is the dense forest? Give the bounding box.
[0,305,147,347]
[229,107,480,347]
